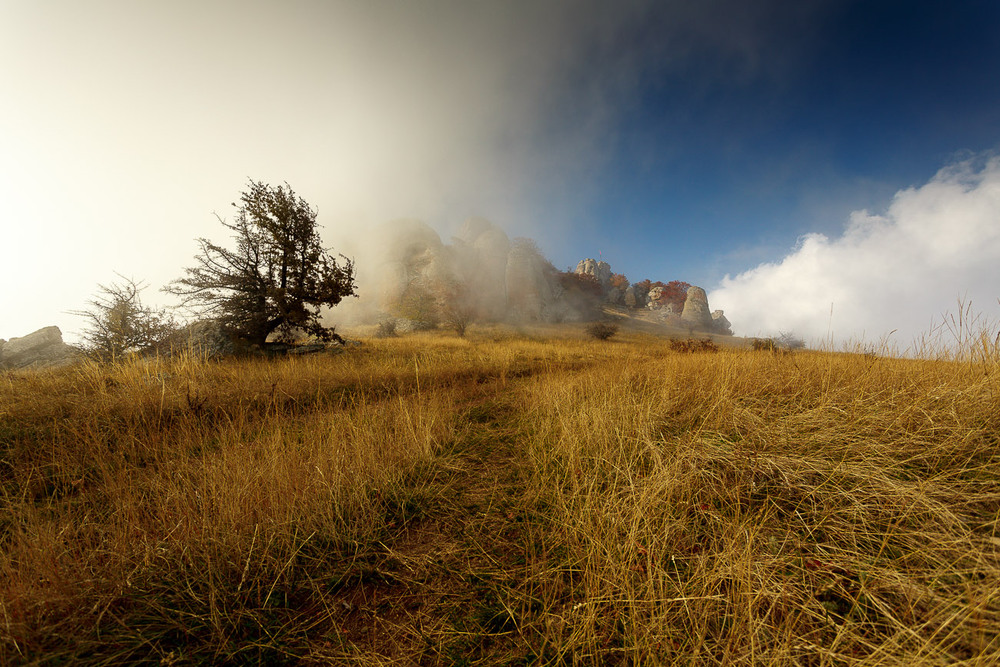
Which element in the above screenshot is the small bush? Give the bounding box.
[585,322,619,341]
[668,337,719,353]
[750,337,777,352]
[777,331,806,350]
[374,320,398,338]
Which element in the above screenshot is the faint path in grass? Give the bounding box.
[306,370,578,665]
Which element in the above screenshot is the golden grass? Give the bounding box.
[1,327,998,664]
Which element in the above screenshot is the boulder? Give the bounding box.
[680,286,714,331]
[711,310,733,336]
[455,217,510,320]
[574,258,611,290]
[646,285,664,309]
[0,326,81,370]
[624,284,647,309]
[506,240,556,321]
[166,320,234,358]
[372,219,449,308]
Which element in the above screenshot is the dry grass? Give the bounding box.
[1,327,998,664]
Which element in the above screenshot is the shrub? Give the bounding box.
[374,320,398,338]
[72,275,177,359]
[777,331,806,350]
[668,337,719,353]
[750,338,777,352]
[585,322,619,341]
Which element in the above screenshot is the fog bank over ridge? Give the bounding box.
[710,156,1000,348]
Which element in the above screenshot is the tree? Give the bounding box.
[72,275,176,358]
[657,280,691,312]
[434,279,476,336]
[166,181,356,345]
[392,277,439,328]
[609,273,629,290]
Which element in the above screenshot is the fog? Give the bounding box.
[3,2,996,350]
[0,1,656,341]
[1,1,845,342]
[709,156,1000,349]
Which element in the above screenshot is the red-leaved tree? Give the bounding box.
[657,281,691,311]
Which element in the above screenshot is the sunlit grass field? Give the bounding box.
[2,326,999,665]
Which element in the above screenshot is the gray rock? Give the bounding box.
[574,258,612,290]
[506,240,556,321]
[372,219,448,307]
[167,320,234,358]
[455,217,510,320]
[624,285,647,309]
[0,326,81,370]
[646,285,664,309]
[680,286,715,331]
[711,310,733,336]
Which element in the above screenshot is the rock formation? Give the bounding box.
[341,220,735,333]
[0,326,81,370]
[711,310,733,336]
[574,258,611,290]
[453,218,510,320]
[645,285,664,309]
[166,320,235,358]
[372,219,450,308]
[505,239,557,321]
[680,286,715,330]
[624,284,646,309]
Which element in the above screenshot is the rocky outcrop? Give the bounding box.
[356,223,736,332]
[624,284,646,309]
[645,285,665,310]
[166,320,235,358]
[574,258,611,290]
[680,286,714,330]
[454,218,510,320]
[372,219,450,308]
[505,239,557,321]
[711,310,733,336]
[0,326,81,370]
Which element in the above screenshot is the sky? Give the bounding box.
[2,0,999,349]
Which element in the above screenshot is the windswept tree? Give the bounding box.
[167,181,356,345]
[72,274,176,358]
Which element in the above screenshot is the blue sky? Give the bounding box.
[583,1,1000,282]
[2,1,999,347]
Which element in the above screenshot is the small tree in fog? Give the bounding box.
[777,331,806,350]
[393,278,439,328]
[73,275,176,358]
[435,279,475,337]
[166,181,356,345]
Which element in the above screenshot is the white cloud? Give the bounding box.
[709,156,1000,348]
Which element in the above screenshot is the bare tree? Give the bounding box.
[166,181,356,345]
[72,275,176,358]
[435,279,476,337]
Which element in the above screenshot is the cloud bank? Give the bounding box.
[710,156,1000,348]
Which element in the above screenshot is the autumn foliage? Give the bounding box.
[609,273,629,290]
[656,280,691,311]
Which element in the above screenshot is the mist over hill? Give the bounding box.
[330,217,732,336]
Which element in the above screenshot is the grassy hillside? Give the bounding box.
[1,327,998,665]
